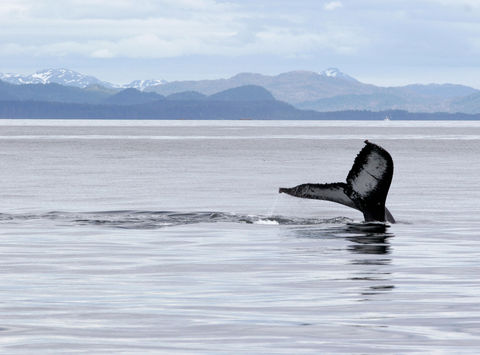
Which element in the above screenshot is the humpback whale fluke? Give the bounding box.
[279,140,395,223]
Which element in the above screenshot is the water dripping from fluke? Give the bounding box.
[266,194,281,217]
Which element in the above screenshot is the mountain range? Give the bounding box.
[0,68,166,91]
[145,69,480,113]
[0,85,318,120]
[1,68,480,114]
[0,81,478,120]
[0,68,117,88]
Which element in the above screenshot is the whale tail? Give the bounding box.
[279,140,395,223]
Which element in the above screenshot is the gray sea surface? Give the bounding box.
[0,120,479,353]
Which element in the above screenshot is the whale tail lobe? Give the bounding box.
[279,141,395,223]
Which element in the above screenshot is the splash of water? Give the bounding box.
[266,194,281,217]
[253,219,279,225]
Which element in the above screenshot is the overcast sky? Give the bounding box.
[1,0,480,87]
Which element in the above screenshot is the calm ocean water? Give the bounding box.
[0,120,479,353]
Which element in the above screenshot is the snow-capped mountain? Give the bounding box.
[3,67,479,113]
[320,67,357,82]
[0,68,169,91]
[124,79,167,91]
[0,72,29,85]
[148,68,366,103]
[0,68,118,88]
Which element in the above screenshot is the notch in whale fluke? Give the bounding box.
[279,140,395,223]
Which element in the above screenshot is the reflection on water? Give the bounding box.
[347,232,394,298]
[347,233,393,255]
[291,225,393,255]
[292,226,395,300]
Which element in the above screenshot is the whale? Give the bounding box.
[279,140,395,223]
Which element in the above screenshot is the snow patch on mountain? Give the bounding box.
[0,68,118,88]
[124,79,167,91]
[320,68,357,82]
[0,68,169,90]
[0,73,30,84]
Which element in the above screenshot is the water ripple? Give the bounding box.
[0,210,354,229]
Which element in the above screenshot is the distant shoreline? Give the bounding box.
[1,115,480,121]
[1,102,480,121]
[2,79,480,120]
[2,119,480,128]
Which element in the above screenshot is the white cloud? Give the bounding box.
[250,26,364,56]
[0,23,364,59]
[0,0,364,60]
[21,0,238,20]
[0,4,28,16]
[3,0,478,87]
[423,0,480,8]
[324,1,343,11]
[0,1,31,18]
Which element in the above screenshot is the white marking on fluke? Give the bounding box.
[279,140,395,223]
